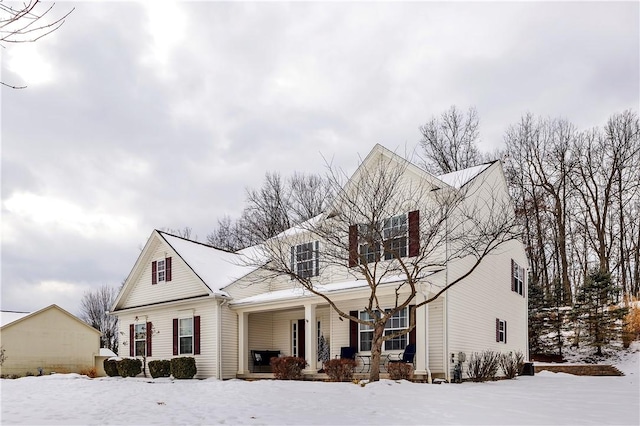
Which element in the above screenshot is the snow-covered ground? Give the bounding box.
[1,345,638,425]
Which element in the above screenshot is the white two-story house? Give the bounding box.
[111,144,528,381]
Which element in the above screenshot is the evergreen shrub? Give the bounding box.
[149,360,171,378]
[323,358,356,381]
[170,357,197,379]
[117,358,142,378]
[270,356,306,380]
[103,359,119,377]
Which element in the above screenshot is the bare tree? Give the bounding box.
[1,0,74,88]
[161,226,195,240]
[419,105,483,174]
[79,284,119,352]
[503,114,576,305]
[207,172,332,251]
[241,148,518,381]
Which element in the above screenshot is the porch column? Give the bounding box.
[238,311,249,374]
[414,291,427,375]
[303,303,317,373]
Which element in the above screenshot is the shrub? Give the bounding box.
[79,367,97,378]
[149,360,171,378]
[117,358,142,378]
[323,358,356,382]
[467,350,500,382]
[25,371,34,377]
[171,357,197,379]
[499,351,524,379]
[103,359,119,377]
[387,362,414,380]
[270,356,306,380]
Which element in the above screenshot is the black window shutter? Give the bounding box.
[173,318,179,355]
[408,210,420,257]
[348,225,358,267]
[511,259,516,292]
[349,310,358,349]
[496,318,500,342]
[194,316,201,355]
[504,321,507,344]
[314,241,319,276]
[152,261,157,285]
[165,257,172,282]
[129,324,135,357]
[146,322,152,357]
[409,305,417,345]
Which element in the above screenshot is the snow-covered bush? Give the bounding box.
[323,358,356,381]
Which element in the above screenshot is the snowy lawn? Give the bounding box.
[1,348,638,425]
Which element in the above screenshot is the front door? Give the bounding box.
[292,319,305,358]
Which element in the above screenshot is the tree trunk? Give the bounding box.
[368,322,386,382]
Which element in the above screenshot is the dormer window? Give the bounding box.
[291,241,319,278]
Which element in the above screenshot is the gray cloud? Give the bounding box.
[1,1,637,316]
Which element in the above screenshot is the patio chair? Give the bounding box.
[388,343,416,365]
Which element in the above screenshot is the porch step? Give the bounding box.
[534,364,624,376]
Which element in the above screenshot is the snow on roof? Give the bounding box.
[0,311,30,327]
[99,348,117,357]
[161,233,256,296]
[436,163,492,189]
[231,273,437,306]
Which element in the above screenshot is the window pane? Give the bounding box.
[135,340,146,357]
[179,318,193,335]
[180,336,193,354]
[360,331,373,352]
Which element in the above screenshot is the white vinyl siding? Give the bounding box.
[120,240,211,309]
[115,300,219,379]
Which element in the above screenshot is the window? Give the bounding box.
[496,318,507,343]
[291,241,319,278]
[173,316,200,355]
[349,212,417,266]
[359,242,379,264]
[134,323,146,356]
[152,257,172,285]
[179,317,193,355]
[358,308,408,352]
[512,260,524,296]
[157,259,166,282]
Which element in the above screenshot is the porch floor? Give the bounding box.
[236,372,432,382]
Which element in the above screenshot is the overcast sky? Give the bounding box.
[1,1,638,316]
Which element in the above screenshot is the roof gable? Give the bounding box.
[0,304,101,335]
[113,231,255,311]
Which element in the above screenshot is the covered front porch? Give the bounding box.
[232,286,439,380]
